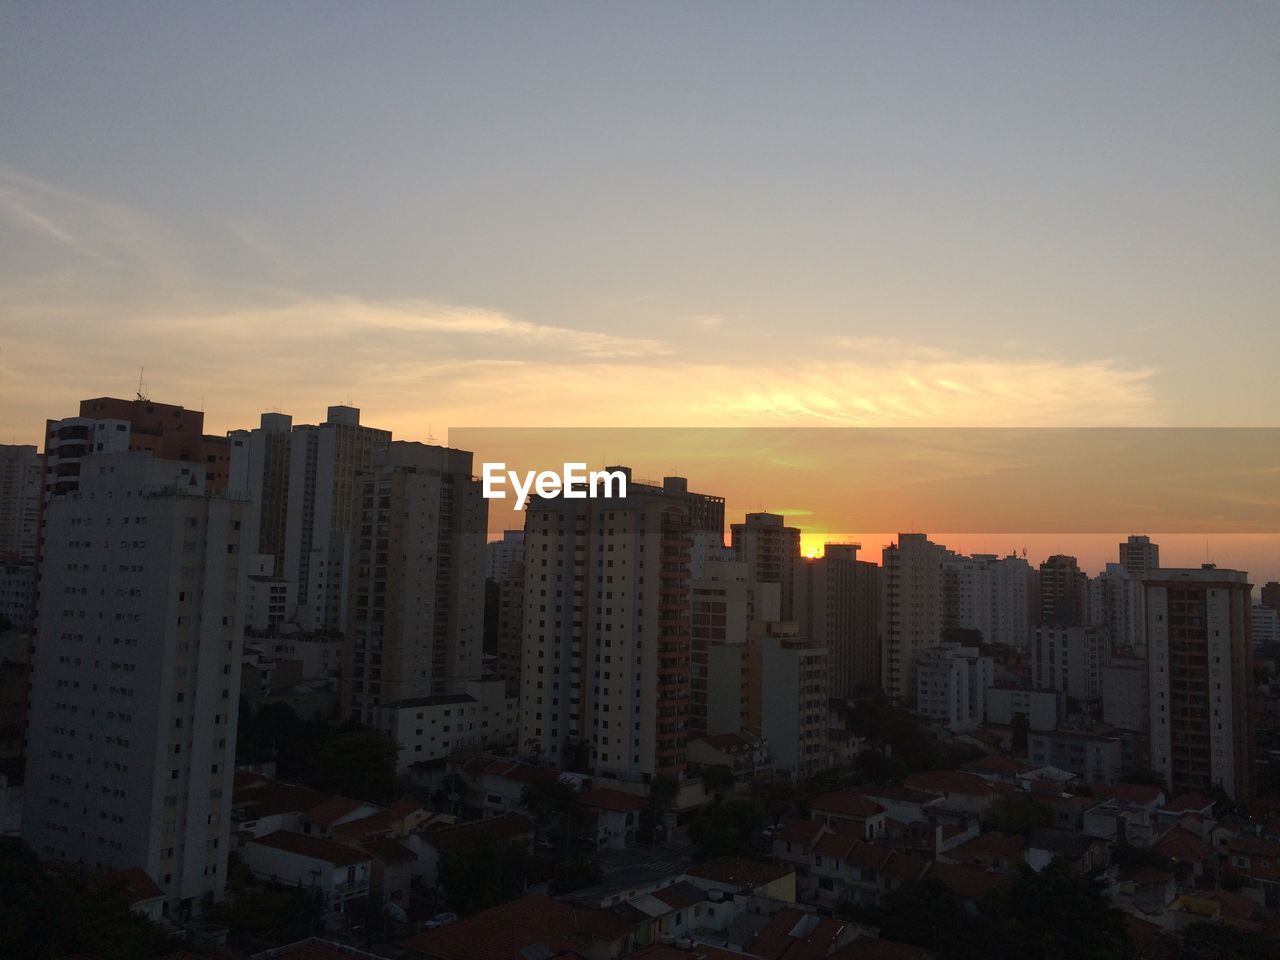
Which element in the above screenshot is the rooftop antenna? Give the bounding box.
[425,422,438,445]
[136,367,149,402]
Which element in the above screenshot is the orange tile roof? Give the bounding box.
[100,866,163,904]
[401,894,636,960]
[418,813,535,852]
[250,830,370,867]
[905,771,998,797]
[944,831,1025,865]
[810,792,884,819]
[688,857,793,890]
[359,837,416,865]
[574,788,649,813]
[302,795,371,826]
[1153,828,1214,863]
[331,799,427,839]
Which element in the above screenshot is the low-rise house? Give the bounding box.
[300,796,381,838]
[827,729,868,768]
[241,830,371,914]
[904,771,1004,816]
[439,752,562,818]
[359,836,416,907]
[575,788,648,849]
[411,812,535,887]
[809,792,887,839]
[746,907,855,959]
[101,867,165,922]
[773,818,830,884]
[937,832,1025,873]
[687,731,772,781]
[1083,797,1159,848]
[330,798,436,843]
[1223,835,1280,909]
[1152,827,1216,888]
[856,785,941,825]
[1024,827,1107,874]
[687,857,797,906]
[1027,730,1123,785]
[231,776,329,843]
[1118,867,1176,916]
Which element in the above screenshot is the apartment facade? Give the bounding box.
[1146,566,1253,801]
[880,533,945,705]
[518,473,693,779]
[24,453,245,916]
[343,441,486,722]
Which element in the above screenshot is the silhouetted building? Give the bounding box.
[1146,566,1254,802]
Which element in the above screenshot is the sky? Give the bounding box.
[2,4,1278,574]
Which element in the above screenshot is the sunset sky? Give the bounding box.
[2,4,1277,577]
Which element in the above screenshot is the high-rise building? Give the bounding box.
[916,644,994,732]
[880,533,945,704]
[486,530,526,581]
[518,469,693,779]
[731,512,801,622]
[1120,535,1160,578]
[227,412,294,578]
[1088,563,1146,655]
[24,452,245,915]
[746,621,827,779]
[283,406,391,631]
[342,441,486,723]
[1261,581,1280,612]
[1032,624,1105,704]
[0,444,41,561]
[794,543,880,698]
[689,534,749,736]
[43,397,231,499]
[1039,554,1088,626]
[1146,566,1254,801]
[956,553,1036,649]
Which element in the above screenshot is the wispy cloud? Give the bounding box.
[0,168,1158,443]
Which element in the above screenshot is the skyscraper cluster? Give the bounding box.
[0,398,1267,922]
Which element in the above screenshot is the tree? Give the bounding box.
[983,861,1130,960]
[689,798,764,860]
[985,793,1053,836]
[308,726,400,804]
[841,878,996,960]
[0,838,171,960]
[437,833,529,915]
[642,774,679,845]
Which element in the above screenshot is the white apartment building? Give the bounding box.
[342,442,486,723]
[750,622,827,779]
[881,533,945,705]
[379,678,518,774]
[486,530,525,581]
[1253,604,1280,646]
[282,406,390,632]
[1101,657,1148,732]
[984,686,1058,731]
[518,473,695,779]
[915,644,993,732]
[1089,563,1146,655]
[1032,624,1104,703]
[25,452,245,917]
